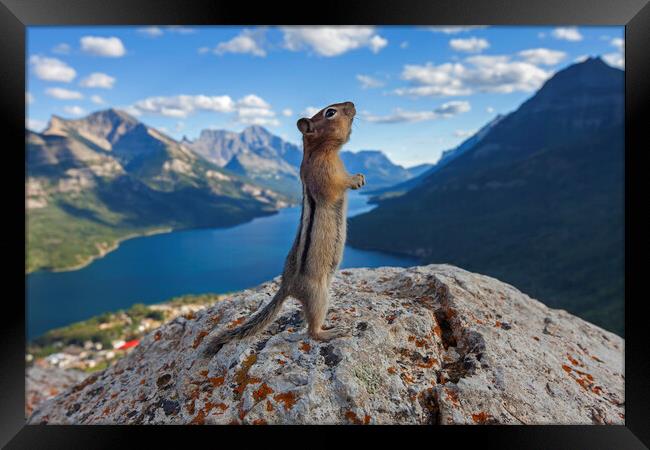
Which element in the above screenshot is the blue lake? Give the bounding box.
[26,193,417,339]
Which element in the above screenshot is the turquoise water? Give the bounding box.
[26,193,417,339]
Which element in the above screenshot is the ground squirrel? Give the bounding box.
[202,101,364,355]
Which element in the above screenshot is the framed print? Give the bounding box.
[1,0,648,447]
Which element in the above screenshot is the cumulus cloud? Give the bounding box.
[363,101,470,124]
[137,26,195,37]
[282,109,293,117]
[356,74,385,89]
[46,87,84,100]
[449,37,489,53]
[301,106,321,117]
[80,36,126,57]
[30,56,76,82]
[603,53,624,69]
[26,118,46,132]
[610,37,624,52]
[518,48,566,65]
[602,37,624,69]
[26,92,34,104]
[395,55,550,97]
[281,26,387,57]
[486,106,495,114]
[52,43,70,54]
[131,93,280,126]
[551,27,583,42]
[63,105,86,116]
[428,26,488,34]
[79,72,116,89]
[214,29,267,57]
[90,95,105,104]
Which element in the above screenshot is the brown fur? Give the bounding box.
[202,101,364,356]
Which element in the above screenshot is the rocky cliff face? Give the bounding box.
[28,265,624,425]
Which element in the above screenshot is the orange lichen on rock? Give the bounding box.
[300,342,311,352]
[471,411,493,424]
[562,364,573,374]
[208,376,225,387]
[567,353,584,367]
[192,330,209,348]
[154,331,162,341]
[266,400,274,412]
[186,399,195,415]
[232,353,262,398]
[184,311,196,320]
[433,325,442,338]
[417,358,437,369]
[273,391,298,411]
[253,383,274,402]
[190,410,205,425]
[344,410,371,425]
[228,317,245,329]
[445,388,460,405]
[387,367,397,374]
[252,418,268,425]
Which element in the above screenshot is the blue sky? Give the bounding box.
[26,26,624,167]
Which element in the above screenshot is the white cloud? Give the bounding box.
[428,26,488,34]
[46,87,84,100]
[537,32,546,39]
[363,100,470,124]
[29,56,76,82]
[26,92,34,104]
[356,74,385,89]
[486,106,495,114]
[214,28,266,57]
[454,129,475,138]
[574,54,590,63]
[26,118,46,131]
[395,55,550,97]
[281,26,387,57]
[138,26,195,37]
[90,95,105,104]
[63,105,86,116]
[400,41,409,49]
[138,27,163,37]
[603,53,624,69]
[551,27,583,42]
[610,37,624,52]
[518,48,566,65]
[80,36,126,57]
[301,106,320,117]
[198,47,211,54]
[131,93,280,126]
[282,109,293,117]
[449,37,489,53]
[602,37,624,69]
[167,26,195,34]
[79,72,116,89]
[52,43,70,54]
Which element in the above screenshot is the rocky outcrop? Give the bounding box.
[26,364,86,417]
[28,265,624,425]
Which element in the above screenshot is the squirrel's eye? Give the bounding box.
[325,108,337,119]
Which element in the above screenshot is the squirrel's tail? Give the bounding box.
[202,287,289,356]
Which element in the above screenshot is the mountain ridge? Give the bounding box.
[348,57,625,334]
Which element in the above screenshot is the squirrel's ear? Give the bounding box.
[297,118,313,135]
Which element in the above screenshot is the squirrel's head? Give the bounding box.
[297,101,356,148]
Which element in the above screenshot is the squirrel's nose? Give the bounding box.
[344,101,356,116]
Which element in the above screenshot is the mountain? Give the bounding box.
[348,58,625,335]
[183,126,303,197]
[26,109,289,273]
[367,114,505,202]
[27,265,624,425]
[184,127,421,196]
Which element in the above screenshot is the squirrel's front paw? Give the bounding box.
[351,173,366,189]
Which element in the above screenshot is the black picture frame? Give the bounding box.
[2,0,648,447]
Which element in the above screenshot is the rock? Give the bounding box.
[27,265,625,425]
[26,364,86,417]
